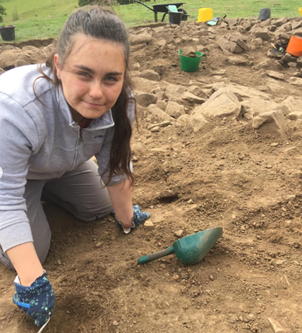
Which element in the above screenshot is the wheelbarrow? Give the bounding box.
[138,227,223,265]
[134,0,187,22]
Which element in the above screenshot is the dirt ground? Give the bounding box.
[1,18,302,333]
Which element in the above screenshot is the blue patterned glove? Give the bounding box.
[111,205,150,233]
[13,272,55,327]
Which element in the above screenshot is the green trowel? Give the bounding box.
[138,227,223,265]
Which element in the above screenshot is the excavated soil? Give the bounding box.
[1,17,302,333]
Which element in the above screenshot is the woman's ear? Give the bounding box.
[54,54,61,79]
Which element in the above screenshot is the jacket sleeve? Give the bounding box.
[0,94,39,252]
[96,96,135,186]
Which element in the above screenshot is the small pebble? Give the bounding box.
[144,220,155,230]
[174,230,184,238]
[268,317,286,333]
[151,127,160,133]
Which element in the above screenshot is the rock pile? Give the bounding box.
[127,17,302,138]
[1,17,302,137]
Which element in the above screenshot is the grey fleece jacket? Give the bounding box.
[0,64,134,252]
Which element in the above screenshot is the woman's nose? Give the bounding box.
[89,81,103,99]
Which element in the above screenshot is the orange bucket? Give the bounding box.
[286,35,302,57]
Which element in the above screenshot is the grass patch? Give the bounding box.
[10,17,67,40]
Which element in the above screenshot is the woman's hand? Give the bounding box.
[132,205,150,227]
[13,271,55,327]
[107,179,150,233]
[111,205,150,233]
[7,243,54,326]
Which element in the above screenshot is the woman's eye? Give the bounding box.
[105,76,118,82]
[78,72,91,78]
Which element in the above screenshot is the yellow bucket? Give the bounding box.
[197,8,213,22]
[299,7,302,16]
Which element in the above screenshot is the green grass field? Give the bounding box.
[0,0,301,41]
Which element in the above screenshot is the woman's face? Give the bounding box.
[54,35,126,121]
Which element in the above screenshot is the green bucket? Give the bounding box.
[178,50,204,72]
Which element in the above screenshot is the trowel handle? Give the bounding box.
[137,246,174,264]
